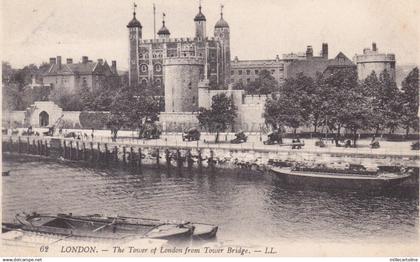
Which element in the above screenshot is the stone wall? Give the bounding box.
[159,112,199,132]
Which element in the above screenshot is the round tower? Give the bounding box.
[214,5,231,86]
[127,3,142,87]
[157,13,170,39]
[194,3,206,39]
[164,57,204,112]
[354,43,396,81]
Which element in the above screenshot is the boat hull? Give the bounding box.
[270,167,413,191]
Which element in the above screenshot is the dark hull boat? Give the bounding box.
[270,167,413,190]
[11,213,194,241]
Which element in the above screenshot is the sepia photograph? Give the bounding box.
[1,0,419,259]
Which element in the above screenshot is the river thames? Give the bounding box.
[2,156,418,246]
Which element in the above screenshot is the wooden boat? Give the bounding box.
[67,214,218,240]
[270,166,414,190]
[12,213,194,241]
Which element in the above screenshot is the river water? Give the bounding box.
[2,156,418,246]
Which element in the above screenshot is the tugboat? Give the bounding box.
[270,163,414,190]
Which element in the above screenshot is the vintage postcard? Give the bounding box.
[1,0,419,259]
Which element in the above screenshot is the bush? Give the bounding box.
[79,111,109,129]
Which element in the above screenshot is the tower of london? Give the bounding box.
[127,3,231,103]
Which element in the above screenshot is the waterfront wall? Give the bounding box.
[3,135,418,173]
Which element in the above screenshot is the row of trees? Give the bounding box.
[263,67,419,145]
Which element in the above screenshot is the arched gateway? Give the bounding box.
[39,111,49,127]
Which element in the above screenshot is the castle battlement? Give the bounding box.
[139,36,216,45]
[163,57,205,65]
[354,53,396,63]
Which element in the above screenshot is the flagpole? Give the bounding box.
[153,3,156,40]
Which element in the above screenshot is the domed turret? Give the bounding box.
[215,6,229,28]
[157,13,170,38]
[194,5,206,22]
[127,4,142,28]
[194,3,206,38]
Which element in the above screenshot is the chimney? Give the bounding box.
[57,56,62,69]
[66,58,73,64]
[306,45,313,58]
[97,59,103,65]
[322,43,328,59]
[372,42,377,52]
[82,56,89,64]
[49,57,56,64]
[111,60,117,72]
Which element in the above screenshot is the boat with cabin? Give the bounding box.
[270,163,414,190]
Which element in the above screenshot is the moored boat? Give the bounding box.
[12,212,194,241]
[270,165,414,190]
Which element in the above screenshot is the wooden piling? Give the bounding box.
[75,141,79,160]
[198,150,203,169]
[63,141,67,159]
[69,141,73,160]
[104,144,109,166]
[97,143,101,163]
[156,149,160,167]
[122,147,127,165]
[27,137,30,154]
[209,150,215,170]
[18,137,22,154]
[130,147,134,167]
[138,148,142,168]
[82,142,86,161]
[114,146,118,164]
[165,149,171,168]
[187,149,193,169]
[33,140,37,155]
[176,149,182,169]
[90,142,94,163]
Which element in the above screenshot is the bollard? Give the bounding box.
[45,140,49,156]
[9,137,13,153]
[39,140,44,156]
[33,140,37,155]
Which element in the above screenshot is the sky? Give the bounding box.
[1,0,419,70]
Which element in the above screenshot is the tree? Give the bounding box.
[400,67,419,136]
[197,93,237,143]
[245,69,278,95]
[107,86,161,140]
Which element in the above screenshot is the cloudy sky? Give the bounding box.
[1,0,419,69]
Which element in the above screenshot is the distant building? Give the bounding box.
[231,44,331,86]
[287,51,355,79]
[353,43,396,81]
[42,56,119,95]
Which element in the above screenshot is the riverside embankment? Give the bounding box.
[2,134,418,171]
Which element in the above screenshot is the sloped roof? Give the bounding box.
[44,61,116,76]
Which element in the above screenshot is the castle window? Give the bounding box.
[141,64,148,72]
[192,96,196,105]
[145,54,149,59]
[246,70,250,75]
[238,70,242,75]
[231,70,234,75]
[255,70,259,74]
[271,69,275,74]
[155,64,162,72]
[188,82,192,90]
[159,53,163,58]
[247,78,251,83]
